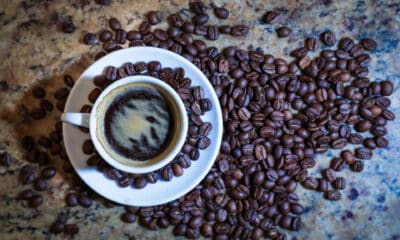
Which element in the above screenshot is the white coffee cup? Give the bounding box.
[61,75,188,174]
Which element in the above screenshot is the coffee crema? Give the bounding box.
[96,83,173,164]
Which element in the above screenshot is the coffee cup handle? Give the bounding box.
[61,113,90,128]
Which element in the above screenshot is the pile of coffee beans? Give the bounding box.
[15,1,394,239]
[81,62,213,188]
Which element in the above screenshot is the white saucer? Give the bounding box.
[62,47,223,206]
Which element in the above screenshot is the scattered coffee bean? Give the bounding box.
[61,19,76,33]
[32,86,46,98]
[147,11,161,25]
[121,212,137,223]
[82,140,94,155]
[276,27,291,38]
[0,152,13,167]
[29,194,43,207]
[332,177,346,190]
[320,30,336,46]
[49,222,65,234]
[66,193,79,206]
[264,11,281,24]
[214,7,229,19]
[83,33,96,45]
[324,190,341,201]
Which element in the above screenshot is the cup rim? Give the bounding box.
[89,75,188,174]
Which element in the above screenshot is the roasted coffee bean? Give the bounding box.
[214,7,229,19]
[83,33,96,45]
[320,30,336,46]
[350,160,364,172]
[375,136,389,148]
[79,195,92,208]
[317,178,328,192]
[61,19,75,33]
[147,11,161,25]
[355,147,372,160]
[323,168,336,182]
[276,27,291,38]
[19,189,34,200]
[341,150,354,164]
[192,14,209,25]
[201,223,213,237]
[264,10,281,24]
[49,221,65,234]
[40,166,56,179]
[324,190,341,201]
[230,25,249,37]
[34,178,47,191]
[66,193,79,206]
[134,177,148,188]
[30,108,46,120]
[360,38,377,51]
[305,37,318,51]
[189,1,206,14]
[32,86,46,98]
[54,87,69,100]
[380,80,394,96]
[207,26,219,40]
[121,212,137,223]
[332,177,346,190]
[30,194,43,208]
[109,17,121,31]
[330,157,346,171]
[88,88,101,103]
[339,37,354,51]
[100,30,113,42]
[82,140,94,155]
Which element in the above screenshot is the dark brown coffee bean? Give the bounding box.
[34,178,47,191]
[115,29,127,44]
[121,212,137,223]
[189,1,206,14]
[32,86,46,98]
[192,14,209,25]
[82,140,94,155]
[320,30,336,46]
[207,26,219,40]
[214,7,229,19]
[147,11,161,25]
[375,136,389,148]
[61,19,75,33]
[317,178,328,192]
[322,168,336,182]
[30,194,43,208]
[324,190,341,201]
[19,189,34,200]
[338,37,354,51]
[304,37,318,51]
[355,120,372,132]
[109,17,121,31]
[276,26,291,38]
[88,88,101,103]
[99,29,113,42]
[355,147,372,160]
[230,25,249,37]
[302,177,318,190]
[198,136,211,149]
[65,191,82,206]
[350,160,364,172]
[330,157,346,171]
[201,223,213,237]
[172,163,183,177]
[332,177,346,190]
[40,166,56,179]
[341,150,354,164]
[360,38,377,51]
[349,133,364,144]
[380,80,394,96]
[83,33,96,45]
[264,11,281,24]
[78,195,92,208]
[199,122,212,136]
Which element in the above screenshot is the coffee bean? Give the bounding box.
[375,136,389,148]
[200,223,213,237]
[350,160,364,172]
[355,147,372,160]
[83,33,96,45]
[121,212,137,223]
[79,195,92,208]
[304,37,318,51]
[99,30,113,42]
[30,194,43,208]
[380,80,393,96]
[19,189,34,200]
[40,99,54,112]
[264,11,281,24]
[109,17,121,31]
[322,168,336,182]
[207,26,219,40]
[198,136,210,149]
[302,177,318,190]
[66,193,79,206]
[214,7,229,19]
[34,178,47,191]
[324,190,341,201]
[230,25,249,37]
[360,38,377,51]
[88,88,101,103]
[32,86,46,98]
[61,19,75,33]
[40,166,56,179]
[79,140,93,156]
[189,1,206,14]
[332,177,346,190]
[320,30,336,46]
[276,27,291,38]
[30,108,46,120]
[147,11,161,25]
[54,87,69,100]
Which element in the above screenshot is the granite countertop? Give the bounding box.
[0,0,399,239]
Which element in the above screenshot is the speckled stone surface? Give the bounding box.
[0,0,399,239]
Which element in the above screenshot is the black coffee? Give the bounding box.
[98,83,173,162]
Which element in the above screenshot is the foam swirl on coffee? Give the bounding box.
[97,83,173,162]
